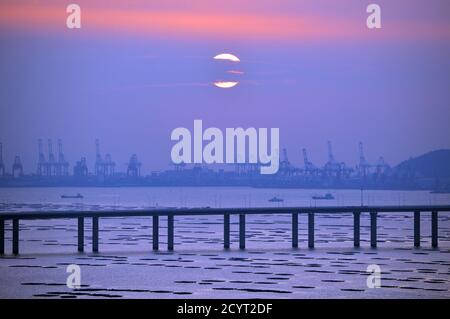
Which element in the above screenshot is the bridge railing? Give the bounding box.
[0,205,449,255]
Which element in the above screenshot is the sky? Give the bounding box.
[0,0,449,174]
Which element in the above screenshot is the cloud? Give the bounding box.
[119,82,211,90]
[1,2,449,42]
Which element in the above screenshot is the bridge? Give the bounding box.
[1,205,449,255]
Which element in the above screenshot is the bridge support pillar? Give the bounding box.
[224,214,230,249]
[0,219,4,255]
[153,215,159,250]
[92,217,99,252]
[239,214,245,250]
[353,212,360,247]
[308,213,314,249]
[370,212,377,248]
[414,211,420,247]
[432,211,438,248]
[168,215,174,251]
[292,213,298,248]
[12,219,19,255]
[77,217,84,252]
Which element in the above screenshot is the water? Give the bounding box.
[1,187,449,298]
[0,187,449,211]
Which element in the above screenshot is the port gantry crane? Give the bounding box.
[56,139,69,176]
[358,142,371,178]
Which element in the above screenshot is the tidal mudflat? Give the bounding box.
[1,210,449,298]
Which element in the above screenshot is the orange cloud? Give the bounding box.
[0,3,449,42]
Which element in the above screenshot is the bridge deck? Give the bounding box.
[0,205,449,255]
[1,205,450,219]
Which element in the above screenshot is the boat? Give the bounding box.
[268,197,284,203]
[312,193,334,200]
[61,193,84,199]
[430,189,450,194]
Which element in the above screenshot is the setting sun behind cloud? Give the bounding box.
[213,53,240,62]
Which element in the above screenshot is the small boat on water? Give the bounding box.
[312,193,334,200]
[430,189,450,194]
[268,197,284,203]
[61,193,84,199]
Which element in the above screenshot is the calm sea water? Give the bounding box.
[0,187,449,210]
[1,187,450,298]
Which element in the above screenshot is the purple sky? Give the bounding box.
[0,0,449,173]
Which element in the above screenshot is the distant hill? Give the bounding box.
[395,149,450,179]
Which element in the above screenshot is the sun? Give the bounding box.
[213,53,240,62]
[213,53,241,88]
[213,81,239,89]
